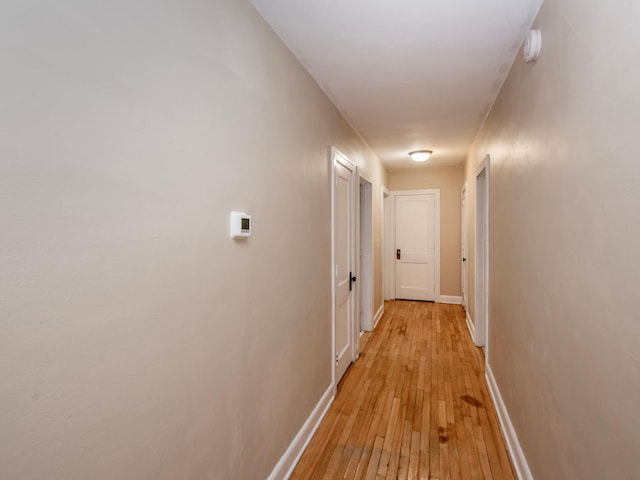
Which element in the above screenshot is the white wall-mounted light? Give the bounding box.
[523,29,542,63]
[409,150,433,162]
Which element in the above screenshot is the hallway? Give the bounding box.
[291,301,514,480]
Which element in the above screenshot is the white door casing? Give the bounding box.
[394,192,439,302]
[331,148,356,386]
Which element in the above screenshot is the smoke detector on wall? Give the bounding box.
[523,29,542,63]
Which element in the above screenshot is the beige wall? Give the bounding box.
[389,165,464,297]
[464,0,640,478]
[0,1,387,479]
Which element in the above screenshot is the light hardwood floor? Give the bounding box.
[290,300,514,480]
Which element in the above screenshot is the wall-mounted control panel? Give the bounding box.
[230,211,251,239]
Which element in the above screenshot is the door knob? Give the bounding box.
[349,272,357,291]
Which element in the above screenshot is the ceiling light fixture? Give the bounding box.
[409,150,433,162]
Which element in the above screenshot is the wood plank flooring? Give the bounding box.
[290,300,515,480]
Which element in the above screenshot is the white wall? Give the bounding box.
[464,0,640,477]
[0,1,387,478]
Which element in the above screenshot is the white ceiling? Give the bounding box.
[250,0,543,170]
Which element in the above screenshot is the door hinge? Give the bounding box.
[335,354,339,363]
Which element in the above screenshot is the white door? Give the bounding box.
[395,193,436,301]
[461,184,468,309]
[334,155,355,383]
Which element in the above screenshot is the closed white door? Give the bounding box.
[334,158,355,383]
[395,193,436,301]
[461,185,468,309]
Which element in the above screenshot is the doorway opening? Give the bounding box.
[383,189,394,301]
[474,155,490,350]
[358,176,374,332]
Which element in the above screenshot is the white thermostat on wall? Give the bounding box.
[230,211,251,239]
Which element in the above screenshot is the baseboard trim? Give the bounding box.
[267,384,334,480]
[485,365,534,480]
[373,304,384,329]
[439,295,462,304]
[465,311,476,344]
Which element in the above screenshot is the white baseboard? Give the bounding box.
[485,365,533,480]
[465,311,476,344]
[373,304,384,329]
[267,384,334,480]
[439,295,462,304]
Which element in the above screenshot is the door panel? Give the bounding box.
[334,160,353,383]
[461,186,468,309]
[395,194,435,301]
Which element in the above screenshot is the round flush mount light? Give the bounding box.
[409,150,433,162]
[523,29,542,63]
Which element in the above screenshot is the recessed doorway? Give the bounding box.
[474,155,490,350]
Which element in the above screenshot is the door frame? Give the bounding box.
[330,147,358,392]
[386,189,441,302]
[358,173,374,332]
[474,155,490,350]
